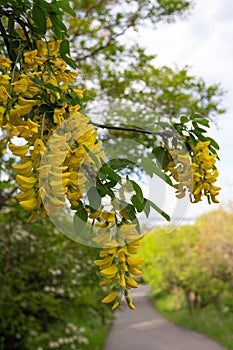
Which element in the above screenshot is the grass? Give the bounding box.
[148,293,233,350]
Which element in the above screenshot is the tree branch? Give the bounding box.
[92,122,173,137]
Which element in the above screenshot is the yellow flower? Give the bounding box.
[102,211,116,223]
[36,40,48,56]
[127,257,144,267]
[13,78,28,93]
[67,71,80,84]
[102,291,117,304]
[27,119,40,133]
[69,105,81,114]
[32,139,46,156]
[0,105,5,126]
[73,88,85,99]
[0,85,11,103]
[100,264,118,278]
[13,161,33,176]
[18,96,39,106]
[47,40,62,55]
[23,85,40,99]
[53,106,66,124]
[0,56,12,71]
[16,189,35,201]
[128,302,136,310]
[0,74,10,88]
[10,104,33,118]
[112,301,120,310]
[24,50,38,65]
[20,197,40,210]
[8,143,29,156]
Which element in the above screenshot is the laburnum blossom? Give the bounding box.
[190,140,221,203]
[0,55,12,71]
[164,140,220,203]
[94,223,144,310]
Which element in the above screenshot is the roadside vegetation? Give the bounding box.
[141,205,233,349]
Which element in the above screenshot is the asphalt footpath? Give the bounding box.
[103,285,226,350]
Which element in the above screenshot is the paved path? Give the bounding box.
[104,285,225,350]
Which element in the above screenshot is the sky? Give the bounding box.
[133,0,233,222]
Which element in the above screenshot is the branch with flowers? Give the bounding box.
[0,0,221,310]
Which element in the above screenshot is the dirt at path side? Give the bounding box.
[103,285,226,350]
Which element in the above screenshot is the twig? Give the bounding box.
[92,122,173,138]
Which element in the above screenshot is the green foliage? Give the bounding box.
[66,1,225,164]
[150,293,233,350]
[141,207,233,313]
[0,202,112,349]
[0,0,77,67]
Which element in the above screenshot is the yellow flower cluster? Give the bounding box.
[164,145,193,199]
[94,227,144,310]
[10,139,46,222]
[164,140,220,203]
[0,38,104,220]
[190,140,220,203]
[40,113,104,216]
[1,36,144,309]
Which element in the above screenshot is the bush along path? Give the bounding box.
[103,285,226,350]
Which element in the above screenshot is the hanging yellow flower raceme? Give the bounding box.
[190,140,220,203]
[164,139,220,203]
[94,224,144,310]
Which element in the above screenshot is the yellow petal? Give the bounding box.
[127,257,144,267]
[112,301,120,310]
[102,291,117,304]
[100,265,118,277]
[19,197,39,210]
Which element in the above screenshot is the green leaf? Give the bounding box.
[59,39,70,57]
[96,183,114,198]
[57,0,76,17]
[98,164,121,183]
[195,118,210,128]
[143,199,150,218]
[81,95,95,102]
[141,158,173,186]
[152,146,170,169]
[122,203,140,232]
[109,159,134,170]
[32,4,46,36]
[128,179,144,212]
[192,122,207,133]
[43,83,62,93]
[206,137,220,150]
[146,199,170,221]
[87,186,101,212]
[73,204,88,235]
[180,116,189,123]
[131,194,144,212]
[83,144,100,166]
[61,55,77,69]
[130,179,143,198]
[50,13,67,39]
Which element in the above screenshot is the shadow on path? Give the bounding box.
[104,285,226,350]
